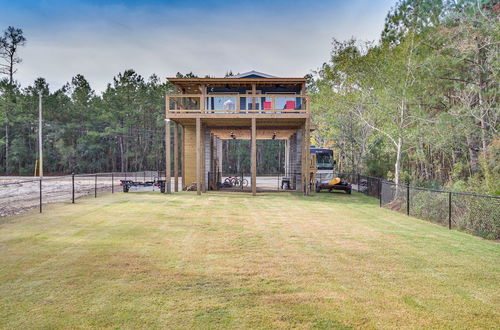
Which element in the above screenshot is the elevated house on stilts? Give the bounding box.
[164,71,311,195]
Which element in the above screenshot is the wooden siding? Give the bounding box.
[183,125,197,188]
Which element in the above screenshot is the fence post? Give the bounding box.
[378,179,382,207]
[144,171,146,182]
[72,173,75,204]
[406,184,410,216]
[95,174,97,198]
[357,173,360,192]
[448,192,452,230]
[111,172,114,194]
[39,177,42,213]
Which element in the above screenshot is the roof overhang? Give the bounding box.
[167,77,306,89]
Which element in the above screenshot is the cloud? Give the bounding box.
[0,0,395,93]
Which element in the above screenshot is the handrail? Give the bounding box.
[168,93,308,98]
[166,93,310,114]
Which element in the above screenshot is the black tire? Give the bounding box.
[241,179,249,187]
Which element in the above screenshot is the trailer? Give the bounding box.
[120,179,166,193]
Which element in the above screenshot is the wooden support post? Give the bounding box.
[174,122,179,192]
[181,125,185,189]
[251,118,257,196]
[299,126,304,193]
[196,117,202,195]
[305,117,311,195]
[202,124,207,193]
[199,84,206,113]
[236,95,240,113]
[284,139,290,177]
[165,119,171,193]
[217,137,223,175]
[251,83,256,111]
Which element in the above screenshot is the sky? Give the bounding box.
[0,0,395,93]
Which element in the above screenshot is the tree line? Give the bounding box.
[310,0,499,194]
[0,68,173,175]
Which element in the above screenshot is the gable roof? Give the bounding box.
[231,70,277,78]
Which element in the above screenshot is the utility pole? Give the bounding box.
[38,93,43,178]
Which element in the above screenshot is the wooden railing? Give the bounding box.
[166,94,310,114]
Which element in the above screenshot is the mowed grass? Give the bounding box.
[0,191,499,329]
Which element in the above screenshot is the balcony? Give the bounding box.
[166,94,309,114]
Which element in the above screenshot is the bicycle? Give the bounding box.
[224,175,249,188]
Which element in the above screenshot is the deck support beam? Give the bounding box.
[302,122,305,194]
[202,124,207,193]
[165,119,171,194]
[181,125,185,189]
[173,121,179,192]
[304,117,311,195]
[251,117,257,196]
[196,117,202,195]
[284,139,290,177]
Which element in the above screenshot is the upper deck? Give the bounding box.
[166,72,309,124]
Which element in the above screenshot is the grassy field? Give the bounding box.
[0,191,498,329]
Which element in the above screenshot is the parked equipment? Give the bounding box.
[315,177,352,194]
[310,146,352,194]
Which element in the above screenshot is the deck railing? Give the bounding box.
[166,94,310,114]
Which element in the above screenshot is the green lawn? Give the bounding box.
[0,191,498,329]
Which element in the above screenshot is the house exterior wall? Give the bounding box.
[183,125,197,187]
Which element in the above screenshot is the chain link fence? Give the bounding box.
[2,170,499,239]
[348,174,500,240]
[0,171,161,218]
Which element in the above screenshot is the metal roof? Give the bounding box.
[230,70,277,78]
